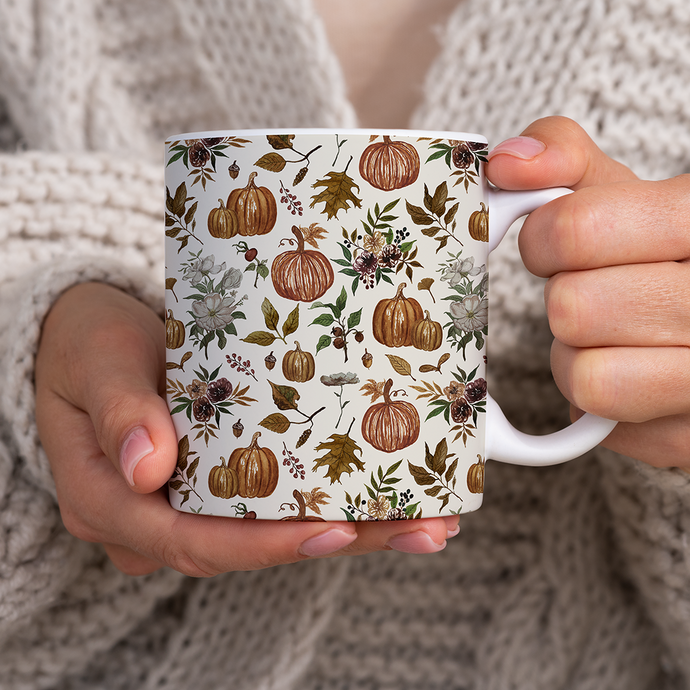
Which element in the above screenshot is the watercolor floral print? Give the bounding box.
[165,132,493,520]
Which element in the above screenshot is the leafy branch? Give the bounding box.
[309,286,363,363]
[407,438,462,514]
[165,182,203,252]
[169,435,203,508]
[241,297,299,347]
[406,181,461,253]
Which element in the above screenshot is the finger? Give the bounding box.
[486,115,638,191]
[550,340,690,423]
[37,283,178,493]
[102,543,163,576]
[598,415,690,470]
[545,261,690,348]
[518,175,690,277]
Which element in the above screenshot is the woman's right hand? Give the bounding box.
[34,282,458,576]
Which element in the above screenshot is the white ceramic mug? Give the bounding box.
[164,129,616,521]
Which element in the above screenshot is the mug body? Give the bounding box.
[165,129,490,521]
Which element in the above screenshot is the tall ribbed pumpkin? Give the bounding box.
[361,379,420,453]
[372,282,424,347]
[271,226,334,301]
[226,172,277,236]
[227,432,279,498]
[207,198,239,238]
[359,136,420,191]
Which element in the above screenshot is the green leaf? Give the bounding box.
[316,334,332,354]
[336,286,347,312]
[347,308,362,329]
[311,313,335,327]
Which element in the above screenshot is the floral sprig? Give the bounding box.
[425,139,489,191]
[410,365,487,445]
[343,460,420,521]
[225,353,258,381]
[438,251,488,358]
[320,372,360,427]
[180,251,248,358]
[333,200,423,294]
[166,136,250,189]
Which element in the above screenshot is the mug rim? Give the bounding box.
[165,127,489,145]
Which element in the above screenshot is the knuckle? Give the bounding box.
[147,529,218,578]
[549,193,601,270]
[59,505,101,544]
[568,349,616,418]
[546,274,590,345]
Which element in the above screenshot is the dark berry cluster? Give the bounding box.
[394,226,410,243]
[280,182,303,216]
[397,489,414,510]
[282,443,305,480]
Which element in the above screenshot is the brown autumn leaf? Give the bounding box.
[301,487,331,515]
[360,379,386,403]
[310,169,362,220]
[313,431,364,484]
[268,380,300,410]
[385,354,416,381]
[300,223,328,248]
[417,277,435,303]
[259,413,291,434]
[254,152,287,172]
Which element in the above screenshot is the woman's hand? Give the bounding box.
[35,283,458,576]
[487,116,690,469]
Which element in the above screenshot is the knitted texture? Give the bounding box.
[1,0,690,689]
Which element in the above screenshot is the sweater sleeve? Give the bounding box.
[0,151,167,496]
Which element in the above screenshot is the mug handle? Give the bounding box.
[485,187,617,465]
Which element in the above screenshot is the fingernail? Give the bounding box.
[299,529,357,558]
[120,427,154,487]
[488,136,546,161]
[386,531,446,555]
[444,515,460,539]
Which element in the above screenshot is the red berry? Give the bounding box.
[245,248,258,262]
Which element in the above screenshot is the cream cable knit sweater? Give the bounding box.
[1,1,690,689]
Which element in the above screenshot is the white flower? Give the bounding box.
[441,257,485,287]
[320,372,360,386]
[450,294,488,332]
[183,254,226,284]
[221,267,243,290]
[192,293,238,331]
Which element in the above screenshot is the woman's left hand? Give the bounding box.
[487,116,690,469]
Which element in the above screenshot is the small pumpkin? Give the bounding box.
[208,456,239,499]
[467,455,485,494]
[226,171,277,236]
[271,226,334,301]
[165,309,185,349]
[468,202,489,242]
[410,310,443,351]
[282,341,315,383]
[359,136,420,191]
[228,431,279,498]
[207,198,239,238]
[372,282,424,347]
[361,378,420,453]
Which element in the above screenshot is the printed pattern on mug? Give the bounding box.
[164,132,490,521]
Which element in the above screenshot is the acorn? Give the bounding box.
[232,419,244,438]
[265,351,276,370]
[228,160,240,179]
[362,348,373,368]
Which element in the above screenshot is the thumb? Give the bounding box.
[485,116,637,190]
[38,282,178,494]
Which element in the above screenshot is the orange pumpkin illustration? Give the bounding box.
[361,379,420,452]
[372,282,424,347]
[207,198,239,238]
[271,225,334,301]
[359,136,420,191]
[227,431,279,498]
[226,171,277,236]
